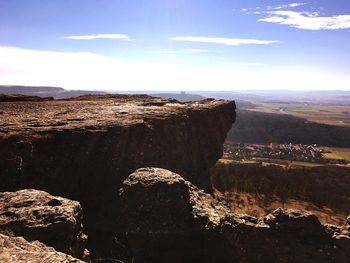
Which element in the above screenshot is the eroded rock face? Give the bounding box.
[120,167,350,263]
[0,94,235,259]
[0,189,87,259]
[0,233,84,263]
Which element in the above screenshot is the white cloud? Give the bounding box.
[289,3,306,8]
[268,3,306,10]
[0,46,349,91]
[260,11,350,30]
[170,37,279,46]
[242,3,305,13]
[63,34,129,40]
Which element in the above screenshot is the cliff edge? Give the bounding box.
[0,94,235,259]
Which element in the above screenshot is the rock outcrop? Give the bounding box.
[120,167,350,263]
[0,233,84,263]
[0,94,235,258]
[325,215,350,257]
[0,189,88,259]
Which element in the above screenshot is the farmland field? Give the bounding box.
[324,147,350,161]
[248,102,350,127]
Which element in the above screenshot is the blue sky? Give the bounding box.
[0,0,350,91]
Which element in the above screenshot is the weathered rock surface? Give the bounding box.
[120,167,350,263]
[0,189,87,259]
[0,94,234,193]
[326,215,350,257]
[120,167,240,262]
[0,94,235,258]
[0,233,84,263]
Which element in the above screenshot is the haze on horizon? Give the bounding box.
[0,0,350,91]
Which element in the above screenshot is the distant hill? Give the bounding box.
[0,85,106,99]
[196,90,350,105]
[0,94,54,102]
[228,109,350,147]
[150,92,205,102]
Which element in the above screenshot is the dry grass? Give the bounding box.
[215,190,347,225]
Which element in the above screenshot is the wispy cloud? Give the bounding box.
[170,37,279,46]
[260,11,350,30]
[267,3,306,10]
[242,3,305,13]
[63,34,129,40]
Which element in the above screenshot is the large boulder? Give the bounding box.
[0,189,88,259]
[119,167,241,262]
[120,167,350,263]
[0,233,84,263]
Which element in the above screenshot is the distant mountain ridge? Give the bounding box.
[0,85,106,99]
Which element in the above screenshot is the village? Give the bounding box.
[223,143,348,165]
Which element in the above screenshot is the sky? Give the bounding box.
[0,0,350,91]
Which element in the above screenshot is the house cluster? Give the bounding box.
[223,143,331,163]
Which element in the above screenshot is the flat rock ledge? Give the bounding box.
[0,233,84,263]
[120,167,350,263]
[0,189,88,260]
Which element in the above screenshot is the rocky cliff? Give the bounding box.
[1,94,350,262]
[0,94,235,259]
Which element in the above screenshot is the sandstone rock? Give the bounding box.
[0,95,234,194]
[0,94,235,259]
[0,189,87,259]
[120,167,350,263]
[0,233,84,263]
[120,167,240,262]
